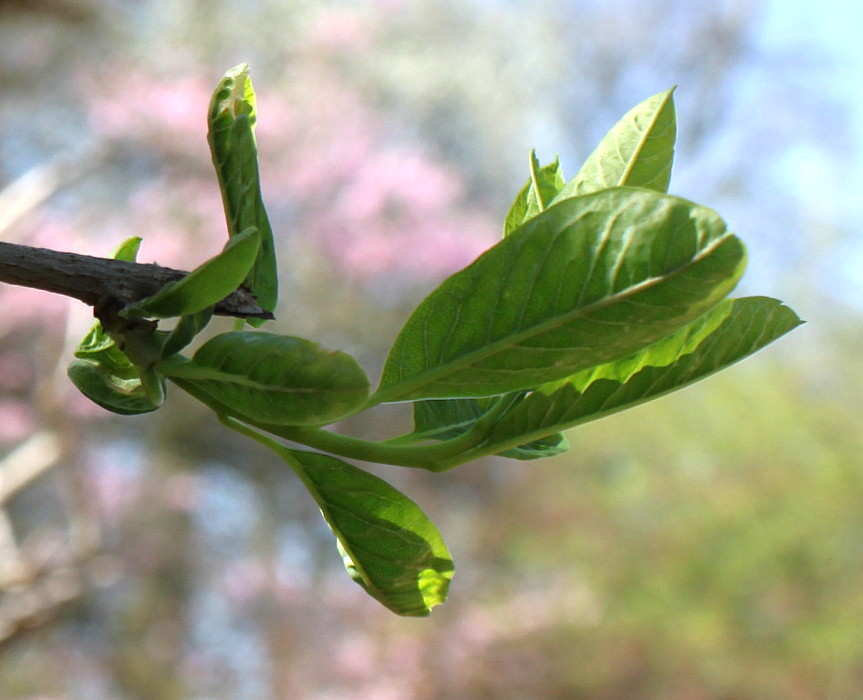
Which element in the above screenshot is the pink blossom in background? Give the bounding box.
[88,461,143,523]
[85,68,212,158]
[256,72,498,282]
[0,286,68,331]
[221,557,268,602]
[317,213,494,280]
[0,400,37,444]
[161,472,203,512]
[0,349,35,391]
[308,7,374,52]
[73,60,498,287]
[335,150,462,219]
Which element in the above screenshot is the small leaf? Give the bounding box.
[555,88,676,199]
[159,332,370,426]
[528,150,565,211]
[497,432,569,460]
[124,228,261,319]
[476,297,802,455]
[110,236,143,262]
[503,152,565,236]
[68,346,159,415]
[138,364,166,408]
[376,187,745,403]
[162,308,214,358]
[208,64,278,321]
[69,236,162,414]
[74,321,115,358]
[283,449,453,616]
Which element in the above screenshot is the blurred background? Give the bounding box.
[0,0,860,698]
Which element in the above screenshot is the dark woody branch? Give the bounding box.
[0,241,274,320]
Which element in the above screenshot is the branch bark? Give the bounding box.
[0,241,274,319]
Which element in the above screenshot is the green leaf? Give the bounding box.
[413,397,488,440]
[497,431,569,460]
[162,308,214,358]
[555,88,676,199]
[74,320,116,358]
[411,397,568,460]
[110,236,143,262]
[159,332,370,426]
[503,152,565,236]
[68,236,163,414]
[473,297,802,456]
[563,296,734,392]
[283,449,453,616]
[68,345,159,415]
[376,187,746,403]
[208,64,278,322]
[123,228,261,319]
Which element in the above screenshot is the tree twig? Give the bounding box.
[0,241,274,319]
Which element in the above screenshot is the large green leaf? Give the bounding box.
[555,88,676,199]
[503,151,566,236]
[278,449,453,616]
[208,64,278,321]
[159,332,370,426]
[375,187,746,403]
[123,228,261,319]
[464,297,802,459]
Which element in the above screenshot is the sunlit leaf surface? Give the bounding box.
[377,187,745,402]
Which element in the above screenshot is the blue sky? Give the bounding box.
[755,0,863,305]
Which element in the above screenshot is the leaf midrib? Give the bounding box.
[617,90,672,186]
[164,364,363,395]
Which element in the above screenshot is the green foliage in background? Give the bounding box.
[67,67,801,616]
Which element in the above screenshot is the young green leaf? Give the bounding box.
[555,88,676,199]
[68,235,165,413]
[208,64,278,322]
[123,228,261,319]
[497,432,569,460]
[110,236,143,262]
[75,320,116,357]
[277,448,453,616]
[375,187,746,403]
[68,344,160,415]
[455,297,802,461]
[503,152,566,236]
[159,332,370,426]
[161,308,214,358]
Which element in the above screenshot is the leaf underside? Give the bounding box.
[286,449,454,616]
[477,297,802,455]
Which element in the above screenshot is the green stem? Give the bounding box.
[166,375,484,471]
[217,417,324,496]
[256,423,480,471]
